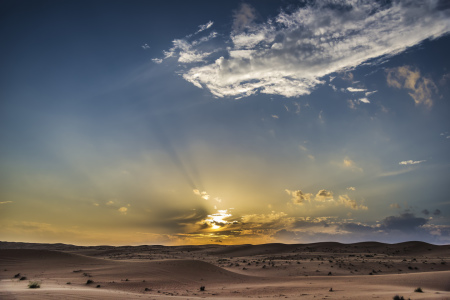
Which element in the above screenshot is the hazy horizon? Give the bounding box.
[1,0,450,246]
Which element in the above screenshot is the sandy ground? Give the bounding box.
[1,241,449,299]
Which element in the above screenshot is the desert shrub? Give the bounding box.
[414,287,423,293]
[19,276,27,281]
[96,285,101,288]
[200,286,205,291]
[393,296,404,300]
[14,273,20,278]
[28,281,40,289]
[86,279,94,284]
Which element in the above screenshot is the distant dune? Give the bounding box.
[1,241,449,299]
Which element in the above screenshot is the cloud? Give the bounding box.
[285,189,313,205]
[359,97,370,104]
[434,209,442,216]
[347,187,356,191]
[380,213,428,232]
[399,159,426,165]
[167,1,450,98]
[0,201,12,205]
[390,203,401,209]
[347,87,367,92]
[193,189,210,200]
[386,66,437,108]
[342,157,363,172]
[315,189,333,202]
[141,43,150,50]
[422,209,430,215]
[118,207,128,215]
[232,3,257,32]
[196,21,214,34]
[338,195,368,210]
[153,24,217,64]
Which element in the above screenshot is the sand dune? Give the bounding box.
[1,241,449,299]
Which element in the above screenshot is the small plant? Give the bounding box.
[393,296,404,300]
[86,279,94,284]
[145,287,152,291]
[200,286,205,291]
[66,282,71,285]
[329,287,333,292]
[96,284,101,288]
[414,287,423,293]
[28,281,40,289]
[19,276,27,281]
[14,273,20,278]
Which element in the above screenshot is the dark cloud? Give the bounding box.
[380,213,428,232]
[434,209,442,216]
[422,209,430,215]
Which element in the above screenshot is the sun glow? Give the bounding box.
[204,209,232,230]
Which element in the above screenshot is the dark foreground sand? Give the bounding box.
[1,241,449,299]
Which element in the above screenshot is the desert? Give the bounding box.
[1,241,449,300]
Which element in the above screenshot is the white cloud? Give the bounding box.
[347,187,356,191]
[359,97,370,104]
[141,43,150,50]
[196,21,214,34]
[347,87,367,92]
[168,1,450,98]
[152,23,217,64]
[399,160,426,165]
[365,90,377,96]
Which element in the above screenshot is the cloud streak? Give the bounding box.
[158,0,450,98]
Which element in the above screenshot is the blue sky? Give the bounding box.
[1,0,450,245]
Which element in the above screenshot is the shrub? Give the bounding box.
[28,281,40,289]
[414,287,423,293]
[200,286,205,291]
[14,273,20,278]
[19,276,27,281]
[96,285,101,288]
[393,296,404,300]
[86,279,94,284]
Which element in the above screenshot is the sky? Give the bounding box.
[1,0,450,246]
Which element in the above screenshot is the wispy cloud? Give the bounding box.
[399,159,426,165]
[158,1,450,98]
[141,43,150,50]
[0,201,12,205]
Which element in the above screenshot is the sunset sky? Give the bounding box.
[1,0,450,246]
